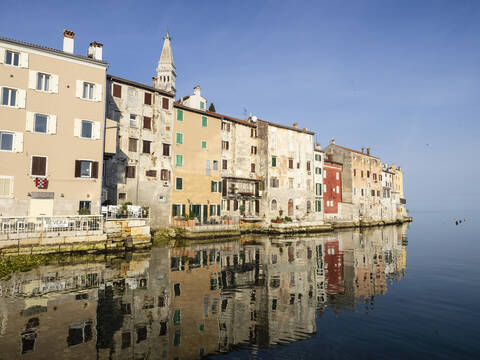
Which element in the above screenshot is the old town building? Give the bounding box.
[323,154,343,218]
[103,32,175,227]
[0,31,107,217]
[381,163,395,220]
[172,89,222,224]
[312,145,324,221]
[390,164,407,219]
[257,121,315,221]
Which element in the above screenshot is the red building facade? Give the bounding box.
[324,240,344,294]
[323,160,342,214]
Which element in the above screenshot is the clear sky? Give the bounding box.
[1,0,479,212]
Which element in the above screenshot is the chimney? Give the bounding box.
[328,149,333,162]
[250,115,258,123]
[366,146,370,156]
[193,86,201,96]
[63,29,75,54]
[331,137,335,144]
[315,142,321,150]
[292,122,298,128]
[361,147,364,153]
[88,41,103,61]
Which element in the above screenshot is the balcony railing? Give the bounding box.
[0,215,103,235]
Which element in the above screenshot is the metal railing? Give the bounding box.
[0,215,103,235]
[179,224,241,232]
[101,205,149,219]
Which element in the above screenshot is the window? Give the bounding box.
[81,121,93,139]
[315,154,321,161]
[36,73,50,91]
[222,159,228,170]
[201,140,207,149]
[270,177,279,187]
[250,128,257,137]
[336,172,339,180]
[213,160,218,170]
[222,141,229,150]
[142,140,151,154]
[336,185,340,193]
[118,193,126,200]
[5,50,19,66]
[361,170,364,178]
[144,92,152,105]
[307,200,311,213]
[160,169,170,181]
[2,87,16,106]
[200,101,205,109]
[176,154,183,167]
[202,116,208,127]
[221,121,230,131]
[271,199,277,210]
[176,132,183,144]
[34,114,48,133]
[367,170,370,178]
[354,169,357,176]
[0,176,13,197]
[31,156,47,176]
[272,156,277,167]
[307,161,311,171]
[82,82,94,100]
[289,178,294,189]
[129,114,137,127]
[211,181,218,192]
[128,138,138,152]
[371,190,375,196]
[251,163,255,173]
[173,177,183,191]
[113,84,122,97]
[251,146,257,154]
[316,183,322,196]
[74,160,98,178]
[288,158,293,169]
[316,200,322,212]
[125,166,136,178]
[162,143,170,156]
[176,109,183,121]
[143,116,152,129]
[315,167,321,174]
[377,190,380,196]
[146,170,157,177]
[162,97,169,109]
[0,131,14,151]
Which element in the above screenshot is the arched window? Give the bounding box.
[271,199,277,211]
[307,200,311,213]
[288,199,294,216]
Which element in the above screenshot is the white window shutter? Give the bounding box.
[74,119,81,137]
[76,80,83,98]
[94,83,102,102]
[51,75,59,93]
[0,47,4,64]
[19,52,28,68]
[93,121,101,139]
[17,89,26,108]
[14,132,24,152]
[26,112,34,132]
[28,70,37,89]
[48,115,57,134]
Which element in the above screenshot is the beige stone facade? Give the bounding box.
[103,75,175,227]
[0,34,107,217]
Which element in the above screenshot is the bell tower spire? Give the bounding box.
[154,29,176,93]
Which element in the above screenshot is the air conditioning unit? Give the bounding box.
[163,181,169,187]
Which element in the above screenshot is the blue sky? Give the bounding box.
[1,0,479,211]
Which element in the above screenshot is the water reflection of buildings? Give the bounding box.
[0,224,408,359]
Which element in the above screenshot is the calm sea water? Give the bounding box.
[0,211,479,359]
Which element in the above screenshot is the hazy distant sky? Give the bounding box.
[1,0,479,212]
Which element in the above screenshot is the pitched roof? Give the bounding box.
[107,74,175,97]
[0,35,108,66]
[326,143,380,159]
[173,102,257,127]
[257,119,315,135]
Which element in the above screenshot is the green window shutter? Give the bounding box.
[174,330,181,346]
[177,109,183,121]
[217,205,220,215]
[173,310,181,325]
[176,178,183,190]
[176,133,183,144]
[176,155,183,167]
[210,204,214,215]
[218,181,222,193]
[181,204,186,215]
[211,181,215,192]
[202,140,207,149]
[272,157,276,167]
[200,101,205,109]
[202,116,207,127]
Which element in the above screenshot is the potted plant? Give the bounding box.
[120,203,128,218]
[271,216,283,224]
[186,212,196,227]
[78,207,90,215]
[284,216,293,223]
[141,206,149,218]
[239,204,246,217]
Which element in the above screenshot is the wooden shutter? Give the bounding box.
[28,71,37,89]
[17,90,26,108]
[31,156,46,176]
[51,75,59,93]
[144,92,152,105]
[19,52,28,68]
[143,116,152,129]
[113,84,122,98]
[0,48,4,64]
[48,115,57,134]
[13,132,23,153]
[92,161,99,178]
[26,112,34,132]
[75,160,81,177]
[162,98,169,109]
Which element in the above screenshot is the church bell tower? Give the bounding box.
[153,30,176,93]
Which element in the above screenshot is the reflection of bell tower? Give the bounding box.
[153,30,176,93]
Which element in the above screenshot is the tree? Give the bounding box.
[208,103,216,112]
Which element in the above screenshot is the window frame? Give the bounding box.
[175,177,183,190]
[142,140,151,154]
[0,131,14,152]
[1,87,17,107]
[176,154,183,167]
[201,116,208,127]
[129,114,137,127]
[36,72,51,92]
[176,132,183,145]
[33,114,48,134]
[0,175,14,198]
[176,109,183,121]
[30,155,48,176]
[4,50,20,67]
[80,120,93,139]
[82,82,95,100]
